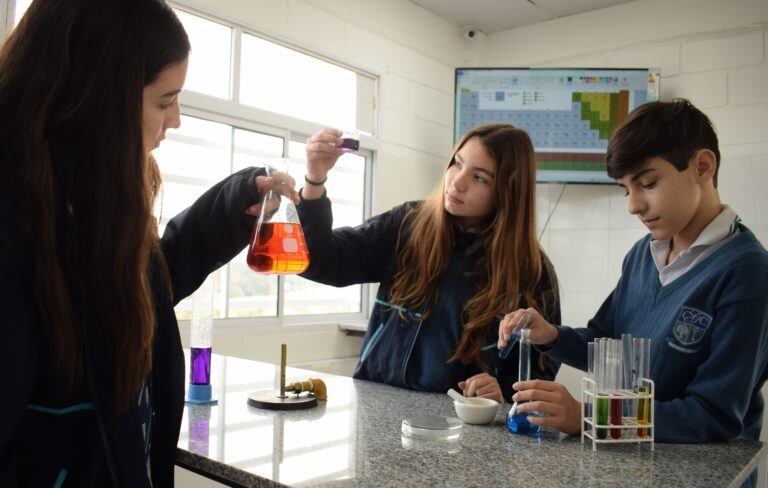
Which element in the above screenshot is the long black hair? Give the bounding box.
[0,0,190,413]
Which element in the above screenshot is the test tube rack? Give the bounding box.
[581,376,655,451]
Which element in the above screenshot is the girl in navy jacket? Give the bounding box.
[297,125,561,402]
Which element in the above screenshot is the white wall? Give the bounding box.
[478,0,768,397]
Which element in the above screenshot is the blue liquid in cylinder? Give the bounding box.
[508,326,541,435]
[508,411,541,435]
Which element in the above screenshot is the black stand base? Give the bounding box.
[247,390,318,410]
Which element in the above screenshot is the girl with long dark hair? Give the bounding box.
[0,1,296,485]
[297,125,560,402]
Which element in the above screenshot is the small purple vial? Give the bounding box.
[190,347,212,385]
[338,137,359,153]
[338,129,360,153]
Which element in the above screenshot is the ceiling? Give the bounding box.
[409,0,637,34]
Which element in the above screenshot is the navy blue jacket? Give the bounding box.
[298,195,560,401]
[0,142,265,487]
[545,229,768,442]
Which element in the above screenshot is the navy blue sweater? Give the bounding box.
[0,142,265,487]
[545,227,768,442]
[297,195,561,401]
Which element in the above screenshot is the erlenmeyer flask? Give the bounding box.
[247,159,310,274]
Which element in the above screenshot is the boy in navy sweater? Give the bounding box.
[498,99,768,443]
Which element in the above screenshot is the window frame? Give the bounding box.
[2,0,12,40]
[172,103,376,330]
[167,4,380,329]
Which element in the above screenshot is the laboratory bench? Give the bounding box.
[176,353,765,487]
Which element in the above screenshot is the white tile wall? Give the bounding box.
[708,104,768,145]
[548,185,610,230]
[729,66,768,105]
[719,154,751,214]
[380,73,415,114]
[477,0,768,67]
[547,229,610,293]
[754,226,768,247]
[605,42,682,77]
[747,156,768,227]
[287,1,346,54]
[535,183,554,237]
[681,31,765,73]
[375,142,445,211]
[413,83,454,127]
[662,71,728,109]
[559,291,609,328]
[303,0,470,67]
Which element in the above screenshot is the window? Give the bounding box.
[240,34,358,131]
[174,10,232,99]
[164,7,377,324]
[10,0,31,27]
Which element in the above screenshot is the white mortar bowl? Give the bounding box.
[453,397,499,424]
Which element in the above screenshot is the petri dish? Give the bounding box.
[401,414,463,440]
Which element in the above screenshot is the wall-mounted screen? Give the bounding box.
[455,68,660,184]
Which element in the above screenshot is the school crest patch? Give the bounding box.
[673,306,712,346]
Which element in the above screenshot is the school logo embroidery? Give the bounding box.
[673,306,712,346]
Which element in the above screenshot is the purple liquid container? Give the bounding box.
[186,278,217,405]
[338,129,360,153]
[190,347,212,385]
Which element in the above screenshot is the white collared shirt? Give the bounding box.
[650,205,741,287]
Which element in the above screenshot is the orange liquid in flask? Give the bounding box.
[247,222,309,274]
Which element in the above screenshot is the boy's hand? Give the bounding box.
[458,373,504,403]
[498,308,559,348]
[512,380,581,435]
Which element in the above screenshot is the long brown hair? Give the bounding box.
[388,124,546,366]
[0,0,189,413]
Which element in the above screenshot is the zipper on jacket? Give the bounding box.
[53,468,68,488]
[359,322,386,363]
[401,321,423,387]
[26,403,95,415]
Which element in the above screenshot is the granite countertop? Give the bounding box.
[177,353,764,487]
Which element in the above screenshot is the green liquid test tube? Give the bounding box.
[634,338,651,437]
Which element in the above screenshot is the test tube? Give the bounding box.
[507,328,541,435]
[621,334,635,419]
[338,128,360,153]
[519,328,531,382]
[595,338,609,439]
[610,339,623,439]
[635,338,651,437]
[586,342,594,432]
